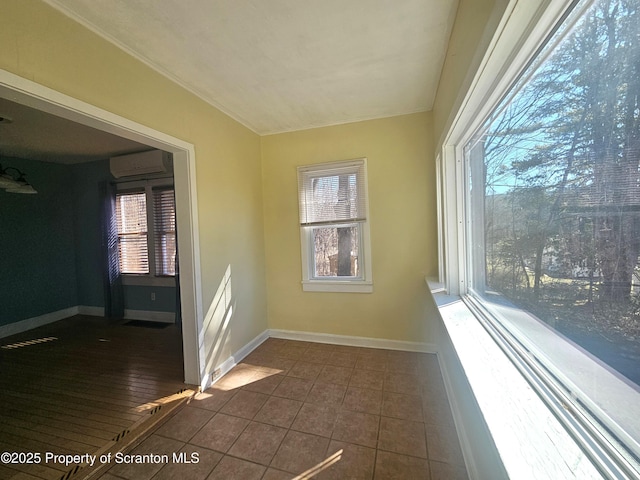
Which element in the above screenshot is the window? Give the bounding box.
[441,0,640,476]
[297,158,373,292]
[115,185,176,279]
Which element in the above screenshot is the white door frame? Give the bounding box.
[0,68,204,386]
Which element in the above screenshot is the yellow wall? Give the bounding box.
[0,0,268,364]
[261,113,437,343]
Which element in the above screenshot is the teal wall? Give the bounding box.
[0,157,78,326]
[1,156,176,328]
[125,285,177,312]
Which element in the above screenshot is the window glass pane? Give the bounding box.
[474,0,640,387]
[115,192,149,274]
[467,0,640,459]
[312,225,360,277]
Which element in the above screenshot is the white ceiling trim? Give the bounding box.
[260,106,430,137]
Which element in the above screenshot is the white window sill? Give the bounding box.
[302,280,373,293]
[425,276,445,293]
[431,289,606,479]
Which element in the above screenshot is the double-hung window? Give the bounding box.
[440,0,640,476]
[297,158,373,292]
[115,183,176,282]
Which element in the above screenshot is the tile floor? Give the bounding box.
[99,338,468,480]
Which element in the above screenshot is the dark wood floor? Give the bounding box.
[0,315,192,480]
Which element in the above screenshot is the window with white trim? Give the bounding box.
[441,0,640,476]
[115,185,176,278]
[297,159,373,292]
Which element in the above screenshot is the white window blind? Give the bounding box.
[153,188,176,276]
[298,160,368,226]
[115,192,149,274]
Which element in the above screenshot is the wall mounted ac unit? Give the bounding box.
[110,150,172,178]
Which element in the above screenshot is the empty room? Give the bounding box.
[1,0,639,479]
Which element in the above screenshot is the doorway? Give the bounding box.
[0,69,203,386]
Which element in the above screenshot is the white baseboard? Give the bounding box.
[268,328,438,353]
[203,329,270,390]
[123,309,175,323]
[0,306,79,339]
[0,305,179,339]
[199,328,437,390]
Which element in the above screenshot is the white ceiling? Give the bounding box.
[45,0,459,135]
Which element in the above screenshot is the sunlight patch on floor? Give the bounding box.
[133,388,196,413]
[1,336,57,349]
[203,363,284,392]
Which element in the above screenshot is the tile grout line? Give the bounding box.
[139,339,463,479]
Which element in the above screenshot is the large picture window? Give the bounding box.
[458,0,640,473]
[469,0,640,381]
[297,159,373,292]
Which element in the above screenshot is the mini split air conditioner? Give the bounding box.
[109,150,172,178]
